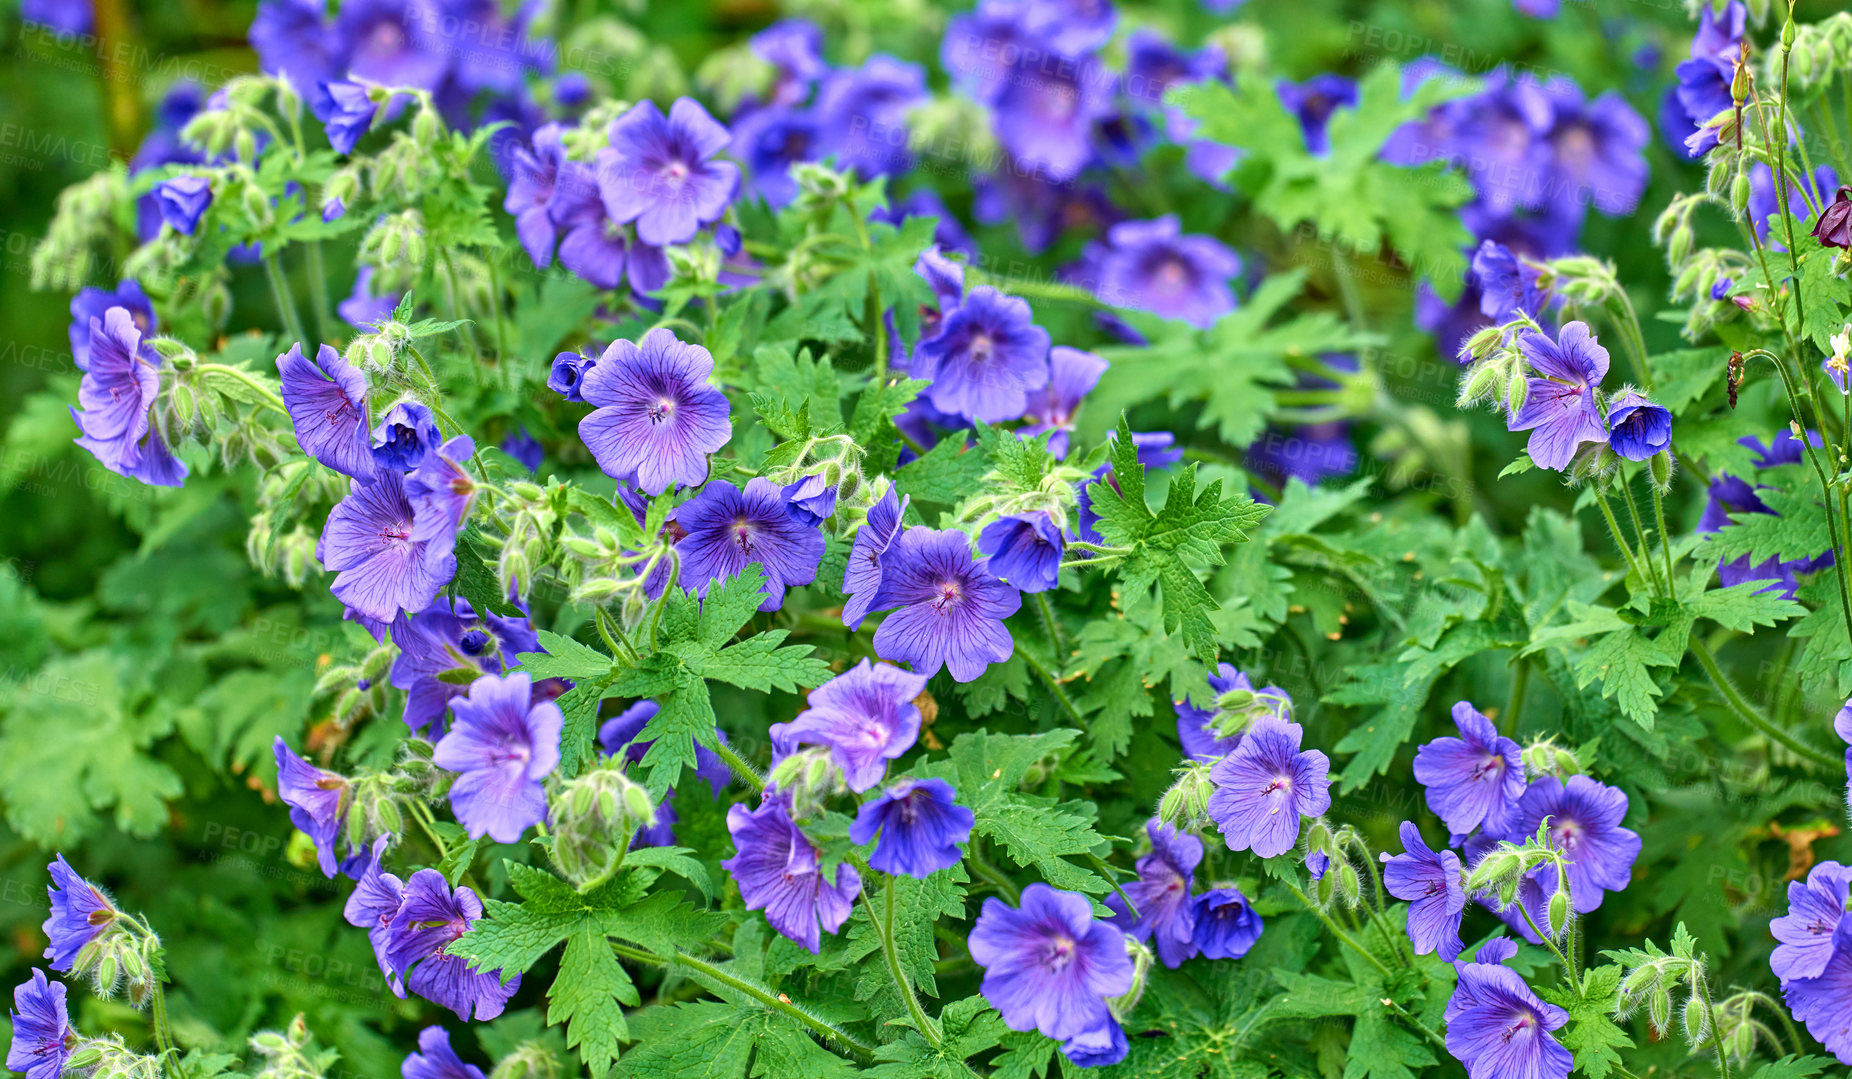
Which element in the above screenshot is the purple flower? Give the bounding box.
[403,1027,483,1079]
[869,527,1022,683]
[314,80,377,154]
[370,400,442,473]
[1020,347,1107,459]
[69,306,187,487]
[433,672,562,843]
[722,796,861,953]
[577,329,732,494]
[1697,433,1836,598]
[1205,717,1331,858]
[335,0,447,89]
[843,486,909,631]
[156,176,212,234]
[1413,701,1526,838]
[1174,665,1290,763]
[339,266,399,330]
[548,349,596,402]
[505,123,567,268]
[1541,81,1649,218]
[343,836,407,995]
[1445,942,1572,1079]
[1813,186,1852,250]
[1508,321,1610,470]
[815,55,926,177]
[317,470,456,625]
[1838,699,1852,806]
[594,99,738,247]
[552,163,634,291]
[7,970,75,1079]
[751,19,825,106]
[783,474,838,526]
[1024,0,1116,53]
[1061,1019,1128,1068]
[1276,74,1358,155]
[1191,887,1263,959]
[384,869,520,1022]
[389,599,539,737]
[43,855,118,972]
[274,738,350,877]
[1784,926,1852,1064]
[251,0,338,90]
[21,0,92,34]
[1748,163,1838,245]
[770,659,926,791]
[1090,216,1240,328]
[674,477,825,612]
[914,286,1051,423]
[1605,390,1671,461]
[69,280,155,371]
[1472,240,1547,323]
[990,50,1115,183]
[501,428,542,473]
[278,343,379,483]
[1106,820,1202,969]
[968,884,1134,1041]
[1771,860,1852,983]
[1507,775,1641,913]
[406,435,478,557]
[849,778,975,877]
[975,170,1122,255]
[730,106,823,210]
[1382,820,1467,961]
[978,512,1065,594]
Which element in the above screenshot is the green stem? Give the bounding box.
[1383,998,1448,1053]
[407,799,450,858]
[262,255,307,347]
[148,980,183,1079]
[1648,479,1678,595]
[304,240,334,345]
[1689,637,1838,767]
[1031,591,1066,659]
[1695,971,1731,1079]
[709,738,766,795]
[1610,287,1654,390]
[1592,486,1652,596]
[1502,656,1530,736]
[1285,882,1392,978]
[966,271,1109,308]
[966,847,1020,904]
[1617,479,1664,597]
[1017,646,1085,728]
[612,944,876,1065]
[440,252,484,376]
[866,878,941,1048]
[1516,901,1581,996]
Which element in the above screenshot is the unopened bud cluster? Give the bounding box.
[549,766,658,888]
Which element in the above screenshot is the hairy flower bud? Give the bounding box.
[1547,889,1570,938]
[550,766,659,889]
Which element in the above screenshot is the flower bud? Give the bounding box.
[1505,369,1529,416]
[512,481,546,502]
[1730,171,1751,215]
[1458,361,1503,406]
[1682,995,1711,1047]
[1460,325,1506,363]
[1547,889,1570,938]
[1648,984,1673,1035]
[1334,863,1362,908]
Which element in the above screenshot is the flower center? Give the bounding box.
[648,396,677,424]
[732,518,756,554]
[931,579,963,612]
[969,334,995,364]
[1042,934,1077,971]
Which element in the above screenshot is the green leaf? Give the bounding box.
[1326,664,1440,793]
[895,437,990,505]
[1544,965,1634,1079]
[621,846,715,901]
[515,630,615,681]
[621,1001,862,1079]
[448,525,521,618]
[549,929,637,1079]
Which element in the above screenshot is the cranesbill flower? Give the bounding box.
[1205,717,1331,858]
[1024,0,1116,53]
[406,435,477,556]
[505,123,567,268]
[156,176,211,234]
[1413,701,1526,838]
[730,106,823,210]
[250,0,337,90]
[278,343,378,483]
[370,400,442,473]
[339,266,399,330]
[1192,887,1263,959]
[978,512,1065,593]
[815,55,926,176]
[783,473,838,526]
[770,659,926,792]
[314,80,377,155]
[1508,321,1610,470]
[403,1027,482,1079]
[1060,1018,1127,1068]
[69,280,155,370]
[674,477,825,612]
[1020,347,1107,459]
[968,884,1134,1041]
[343,836,406,995]
[389,599,539,737]
[1541,81,1649,218]
[1382,820,1467,961]
[914,286,1051,423]
[1605,390,1671,461]
[318,471,455,624]
[1770,860,1852,982]
[1452,71,1556,212]
[273,737,351,877]
[548,350,595,403]
[552,162,633,291]
[7,970,75,1079]
[433,672,562,844]
[577,329,732,495]
[1472,240,1547,323]
[1092,216,1240,329]
[43,855,119,972]
[1782,918,1852,1064]
[1838,699,1852,805]
[722,796,861,953]
[595,99,739,247]
[1507,775,1641,913]
[1276,74,1358,155]
[335,0,447,89]
[1174,664,1290,762]
[843,486,909,630]
[1106,820,1202,969]
[1813,186,1852,249]
[384,870,520,1022]
[1445,942,1572,1079]
[70,306,188,487]
[990,50,1115,183]
[501,428,541,473]
[869,527,1022,682]
[849,777,975,877]
[976,170,1122,255]
[751,19,825,106]
[1696,432,1836,598]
